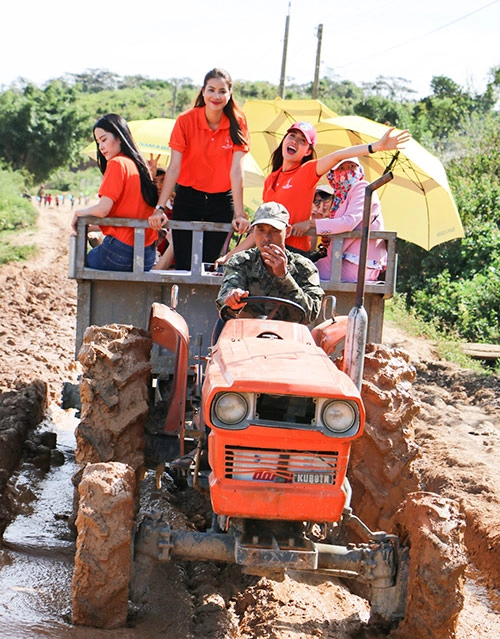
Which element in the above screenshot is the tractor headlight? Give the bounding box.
[213,392,249,425]
[322,400,357,433]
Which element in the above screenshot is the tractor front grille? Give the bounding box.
[224,445,340,484]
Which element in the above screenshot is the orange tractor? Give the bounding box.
[71,178,464,632]
[131,293,408,626]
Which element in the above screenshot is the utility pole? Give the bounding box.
[312,24,323,99]
[279,2,291,98]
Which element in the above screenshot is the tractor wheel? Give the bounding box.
[72,461,136,629]
[75,324,152,471]
[347,343,421,532]
[389,491,467,638]
[344,345,467,635]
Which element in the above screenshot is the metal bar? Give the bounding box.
[355,172,394,308]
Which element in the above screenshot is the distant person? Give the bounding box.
[70,113,158,271]
[148,68,251,270]
[292,158,387,282]
[37,185,45,207]
[217,201,324,324]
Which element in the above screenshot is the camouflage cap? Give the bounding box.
[251,202,290,230]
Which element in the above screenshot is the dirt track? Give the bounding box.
[0,199,499,637]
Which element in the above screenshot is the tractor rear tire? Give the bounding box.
[75,324,152,471]
[72,461,136,629]
[389,491,466,638]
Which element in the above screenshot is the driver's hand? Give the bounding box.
[260,243,287,278]
[224,288,249,310]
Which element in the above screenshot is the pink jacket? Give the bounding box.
[315,180,387,282]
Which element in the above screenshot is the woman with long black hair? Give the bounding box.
[148,68,250,270]
[71,113,158,271]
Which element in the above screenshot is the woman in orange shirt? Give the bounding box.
[148,68,251,270]
[217,121,410,263]
[71,113,158,271]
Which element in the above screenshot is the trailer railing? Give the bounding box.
[69,217,397,368]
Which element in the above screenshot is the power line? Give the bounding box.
[335,0,500,71]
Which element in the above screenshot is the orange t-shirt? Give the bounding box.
[262,159,319,252]
[98,154,157,247]
[169,107,249,193]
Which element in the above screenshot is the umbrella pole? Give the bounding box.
[344,172,394,390]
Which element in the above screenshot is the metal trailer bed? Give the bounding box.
[69,217,397,374]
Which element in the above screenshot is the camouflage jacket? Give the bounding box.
[216,248,324,324]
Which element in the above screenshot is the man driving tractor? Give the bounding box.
[216,201,324,324]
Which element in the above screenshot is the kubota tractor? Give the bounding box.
[70,178,465,635]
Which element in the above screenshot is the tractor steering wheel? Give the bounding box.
[219,295,307,324]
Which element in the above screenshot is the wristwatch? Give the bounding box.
[155,205,165,212]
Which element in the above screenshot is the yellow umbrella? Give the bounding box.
[314,116,464,250]
[242,98,338,173]
[81,117,176,166]
[82,118,265,211]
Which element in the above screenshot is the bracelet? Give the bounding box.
[368,144,375,154]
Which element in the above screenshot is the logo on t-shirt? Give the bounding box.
[281,178,293,190]
[222,137,233,150]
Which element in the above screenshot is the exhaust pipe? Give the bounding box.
[343,173,394,390]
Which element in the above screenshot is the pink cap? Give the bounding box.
[286,122,317,147]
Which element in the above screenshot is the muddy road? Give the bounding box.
[0,200,499,638]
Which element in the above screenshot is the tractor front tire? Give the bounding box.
[390,491,466,638]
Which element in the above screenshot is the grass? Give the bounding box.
[0,234,37,264]
[0,168,39,264]
[385,293,497,374]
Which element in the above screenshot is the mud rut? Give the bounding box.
[1,201,499,638]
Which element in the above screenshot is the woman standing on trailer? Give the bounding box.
[148,68,251,270]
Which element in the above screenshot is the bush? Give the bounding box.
[0,167,37,264]
[0,167,36,232]
[412,266,500,344]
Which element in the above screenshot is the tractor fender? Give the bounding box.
[311,316,348,357]
[149,302,190,437]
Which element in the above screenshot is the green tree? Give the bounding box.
[361,75,416,102]
[0,81,90,183]
[66,69,121,93]
[412,74,500,143]
[354,95,414,129]
[396,110,500,343]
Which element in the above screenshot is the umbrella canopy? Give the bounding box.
[314,116,463,250]
[82,117,176,167]
[242,98,337,173]
[82,118,265,211]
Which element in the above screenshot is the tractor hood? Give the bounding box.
[205,317,361,401]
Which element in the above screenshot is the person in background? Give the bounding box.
[148,68,251,270]
[216,122,410,263]
[70,113,158,271]
[217,201,324,325]
[152,167,175,270]
[309,184,334,262]
[292,157,387,282]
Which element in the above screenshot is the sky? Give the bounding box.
[2,0,499,99]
